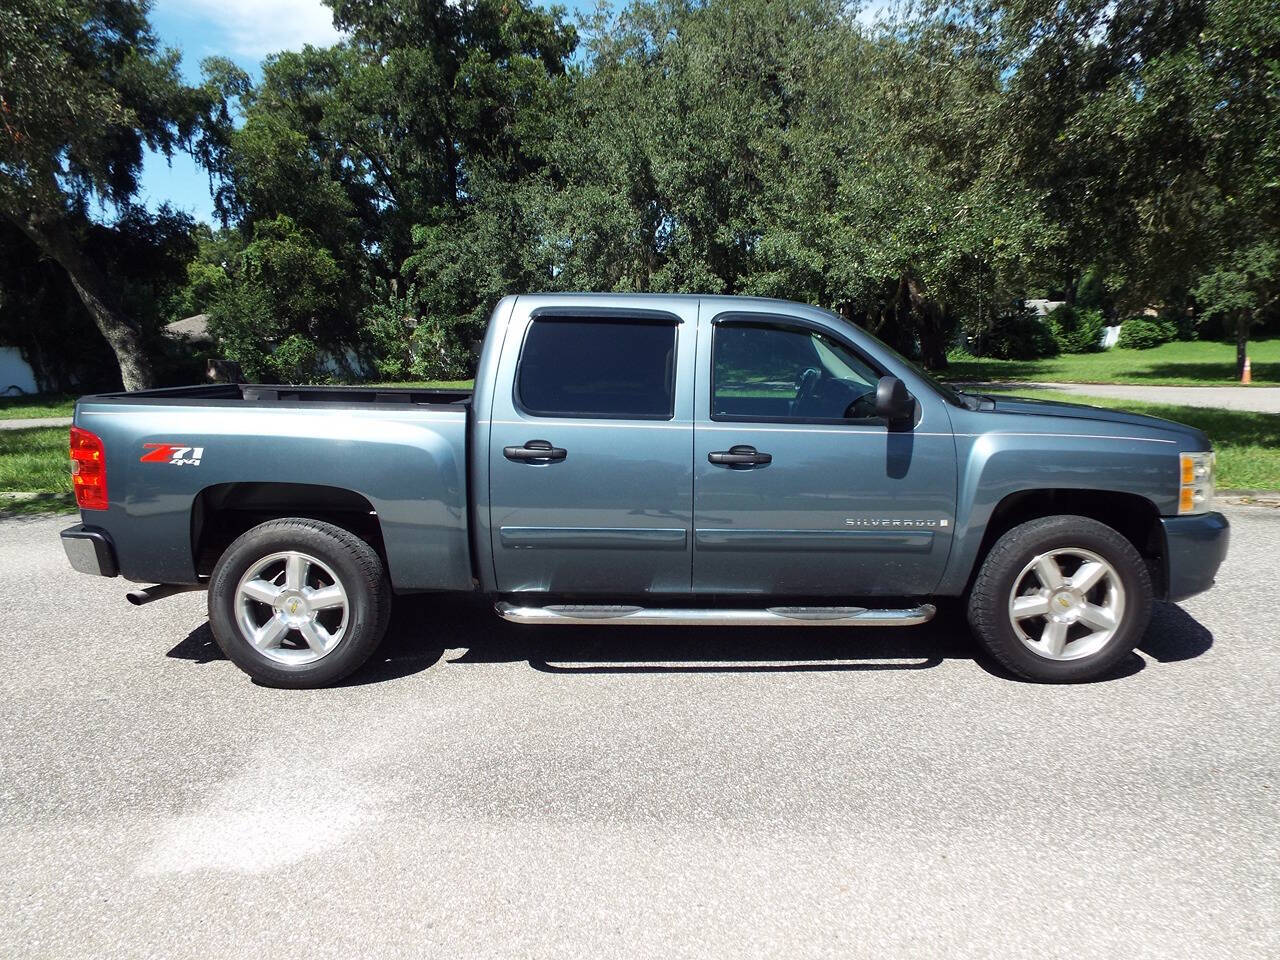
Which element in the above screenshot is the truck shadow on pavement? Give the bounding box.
[167,594,1213,686]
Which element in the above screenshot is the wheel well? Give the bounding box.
[973,489,1165,593]
[192,483,387,578]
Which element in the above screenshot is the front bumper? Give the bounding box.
[61,524,119,578]
[1160,511,1229,602]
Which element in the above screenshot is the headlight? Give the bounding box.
[1178,451,1216,514]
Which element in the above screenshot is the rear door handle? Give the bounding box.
[504,439,567,463]
[708,444,772,467]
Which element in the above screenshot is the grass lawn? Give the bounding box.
[989,388,1280,490]
[0,393,75,419]
[944,338,1280,387]
[365,379,475,390]
[0,426,75,516]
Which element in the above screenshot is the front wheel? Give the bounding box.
[208,518,391,688]
[967,515,1153,682]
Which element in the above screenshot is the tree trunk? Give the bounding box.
[904,275,950,370]
[7,209,155,391]
[1236,309,1250,381]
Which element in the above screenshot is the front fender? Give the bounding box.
[935,421,1179,595]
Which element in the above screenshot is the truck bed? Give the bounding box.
[72,381,474,592]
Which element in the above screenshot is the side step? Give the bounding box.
[494,602,936,628]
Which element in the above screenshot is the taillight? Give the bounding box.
[70,426,108,510]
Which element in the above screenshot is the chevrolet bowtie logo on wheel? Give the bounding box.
[287,598,300,615]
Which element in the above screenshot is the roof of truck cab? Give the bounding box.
[517,292,839,317]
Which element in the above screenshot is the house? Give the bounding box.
[0,346,39,395]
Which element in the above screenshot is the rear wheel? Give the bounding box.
[208,518,391,688]
[967,515,1152,682]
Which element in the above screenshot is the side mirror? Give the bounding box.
[875,375,914,422]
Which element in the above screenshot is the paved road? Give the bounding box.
[0,416,71,430]
[975,382,1280,414]
[2,506,1276,959]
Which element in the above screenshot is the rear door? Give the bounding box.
[487,297,697,594]
[692,307,957,597]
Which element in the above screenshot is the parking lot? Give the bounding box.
[2,504,1277,959]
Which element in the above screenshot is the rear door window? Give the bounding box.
[516,318,677,419]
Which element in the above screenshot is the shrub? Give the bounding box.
[1048,305,1105,353]
[977,311,1060,360]
[1118,315,1176,350]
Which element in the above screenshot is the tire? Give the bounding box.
[967,515,1152,683]
[208,518,391,688]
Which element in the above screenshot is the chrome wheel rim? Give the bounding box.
[1007,548,1125,661]
[235,551,349,665]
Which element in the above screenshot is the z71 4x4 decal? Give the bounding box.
[140,443,204,466]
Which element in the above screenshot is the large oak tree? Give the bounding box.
[0,0,212,389]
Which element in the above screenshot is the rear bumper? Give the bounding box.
[1160,511,1229,603]
[61,524,119,578]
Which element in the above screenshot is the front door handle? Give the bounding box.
[504,439,567,463]
[708,444,772,467]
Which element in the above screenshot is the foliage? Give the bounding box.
[972,310,1059,361]
[1118,316,1177,351]
[0,207,195,391]
[358,282,471,383]
[1047,305,1105,354]
[4,0,1280,387]
[0,0,219,389]
[205,216,349,382]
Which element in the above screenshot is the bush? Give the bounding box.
[976,311,1060,360]
[359,283,472,383]
[1118,315,1177,350]
[1048,304,1105,353]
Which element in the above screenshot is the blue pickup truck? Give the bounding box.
[61,294,1228,687]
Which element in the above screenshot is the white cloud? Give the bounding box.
[159,0,343,59]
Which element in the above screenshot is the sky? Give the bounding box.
[138,0,596,224]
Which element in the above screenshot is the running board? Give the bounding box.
[494,602,936,628]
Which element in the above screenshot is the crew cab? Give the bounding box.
[61,294,1229,686]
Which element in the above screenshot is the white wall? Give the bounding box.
[0,347,39,395]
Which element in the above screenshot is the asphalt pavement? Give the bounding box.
[1,505,1276,959]
[0,417,71,431]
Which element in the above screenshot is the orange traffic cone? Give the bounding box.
[1242,356,1252,384]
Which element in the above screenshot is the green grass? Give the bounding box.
[0,393,75,419]
[944,338,1280,387]
[0,427,73,494]
[366,379,474,389]
[990,388,1280,490]
[0,426,76,516]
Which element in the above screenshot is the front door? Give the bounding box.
[487,297,698,594]
[692,310,957,597]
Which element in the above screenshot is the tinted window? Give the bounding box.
[517,318,677,419]
[713,322,882,421]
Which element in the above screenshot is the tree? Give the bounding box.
[0,0,215,389]
[983,0,1279,374]
[197,0,577,374]
[1194,244,1280,377]
[206,216,350,382]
